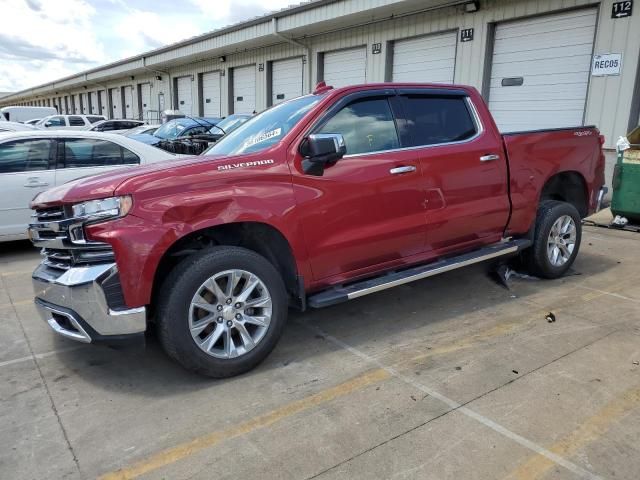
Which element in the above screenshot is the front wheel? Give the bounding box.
[157,246,288,378]
[524,200,582,279]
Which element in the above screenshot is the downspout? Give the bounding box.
[271,17,312,93]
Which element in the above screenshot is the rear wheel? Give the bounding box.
[157,246,288,378]
[525,200,582,279]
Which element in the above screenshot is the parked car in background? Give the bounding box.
[129,117,221,146]
[156,114,253,155]
[0,130,178,241]
[26,83,606,377]
[1,106,57,123]
[88,119,145,132]
[36,114,105,130]
[0,121,39,132]
[24,118,42,125]
[122,124,161,136]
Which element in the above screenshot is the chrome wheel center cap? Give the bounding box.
[222,305,235,321]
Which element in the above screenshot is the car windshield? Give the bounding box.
[153,121,192,140]
[205,95,322,156]
[208,116,248,135]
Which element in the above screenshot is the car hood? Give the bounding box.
[32,154,228,207]
[128,133,162,145]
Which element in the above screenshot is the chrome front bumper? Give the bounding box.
[32,262,146,343]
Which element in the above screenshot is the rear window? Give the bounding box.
[69,116,86,126]
[401,95,477,147]
[87,116,104,124]
[60,138,140,168]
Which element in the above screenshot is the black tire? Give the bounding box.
[156,246,288,378]
[524,200,582,279]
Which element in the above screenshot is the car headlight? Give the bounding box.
[72,196,133,222]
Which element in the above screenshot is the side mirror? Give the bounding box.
[300,133,346,176]
[44,121,52,127]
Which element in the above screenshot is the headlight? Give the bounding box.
[72,196,133,222]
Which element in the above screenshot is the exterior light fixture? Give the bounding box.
[465,1,479,12]
[219,55,226,63]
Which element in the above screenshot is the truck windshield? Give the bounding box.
[205,95,321,156]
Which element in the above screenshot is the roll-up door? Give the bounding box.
[233,65,256,114]
[271,57,303,105]
[99,90,107,117]
[123,86,134,118]
[323,47,366,88]
[90,92,99,114]
[109,88,121,118]
[201,72,221,116]
[176,76,193,115]
[392,31,457,83]
[488,8,597,132]
[139,83,151,121]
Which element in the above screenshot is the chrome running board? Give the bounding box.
[308,238,531,308]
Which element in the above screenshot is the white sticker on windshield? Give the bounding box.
[243,128,282,148]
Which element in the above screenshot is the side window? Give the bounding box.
[100,122,115,131]
[0,139,52,173]
[87,116,103,124]
[48,116,65,126]
[61,138,125,168]
[401,96,477,147]
[122,147,140,165]
[318,97,399,155]
[69,116,85,126]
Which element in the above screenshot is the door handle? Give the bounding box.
[390,165,417,175]
[24,178,49,188]
[480,154,500,162]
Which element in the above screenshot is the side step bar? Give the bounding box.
[308,238,531,308]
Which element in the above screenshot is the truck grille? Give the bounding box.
[30,207,116,271]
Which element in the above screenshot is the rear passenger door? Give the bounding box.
[54,137,140,186]
[0,138,55,237]
[397,90,510,253]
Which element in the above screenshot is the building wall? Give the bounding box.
[3,0,639,148]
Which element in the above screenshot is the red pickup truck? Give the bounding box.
[29,83,606,377]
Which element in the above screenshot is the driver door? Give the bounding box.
[289,92,428,281]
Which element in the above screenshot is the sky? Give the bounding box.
[0,0,296,92]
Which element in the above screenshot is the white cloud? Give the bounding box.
[189,0,296,25]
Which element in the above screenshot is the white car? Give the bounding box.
[0,121,39,132]
[87,119,145,132]
[122,124,161,136]
[0,130,179,241]
[36,114,106,130]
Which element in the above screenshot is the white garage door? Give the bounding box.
[272,57,303,105]
[323,47,366,88]
[176,76,193,115]
[73,94,80,114]
[392,31,457,83]
[123,86,134,118]
[233,65,256,114]
[110,88,121,118]
[202,71,221,117]
[139,83,151,121]
[488,8,597,132]
[99,90,107,116]
[90,92,99,114]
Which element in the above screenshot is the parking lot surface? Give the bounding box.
[1,224,639,480]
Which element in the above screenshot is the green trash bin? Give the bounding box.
[611,126,640,224]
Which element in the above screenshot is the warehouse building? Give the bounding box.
[2,0,639,152]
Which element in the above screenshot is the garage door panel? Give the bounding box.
[272,57,303,105]
[233,65,256,114]
[177,76,193,115]
[324,47,366,88]
[493,44,594,63]
[491,55,592,78]
[489,8,596,131]
[392,32,456,84]
[202,72,221,117]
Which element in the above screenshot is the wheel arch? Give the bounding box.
[539,170,589,218]
[150,222,302,313]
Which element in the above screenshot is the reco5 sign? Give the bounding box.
[591,53,623,76]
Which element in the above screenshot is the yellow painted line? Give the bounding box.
[99,368,390,480]
[505,384,640,480]
[0,299,33,308]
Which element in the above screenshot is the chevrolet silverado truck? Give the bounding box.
[29,83,607,377]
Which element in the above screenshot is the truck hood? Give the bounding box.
[32,154,227,207]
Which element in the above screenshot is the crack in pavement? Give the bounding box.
[0,275,82,477]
